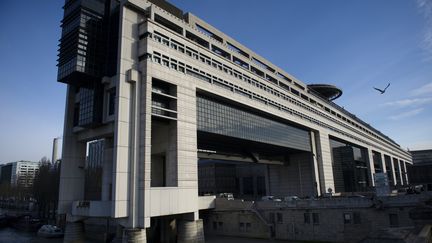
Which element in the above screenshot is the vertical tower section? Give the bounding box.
[57,0,120,216]
[58,0,119,127]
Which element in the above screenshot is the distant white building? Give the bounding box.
[0,161,39,188]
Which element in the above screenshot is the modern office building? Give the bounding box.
[0,161,39,188]
[408,149,432,191]
[57,0,412,241]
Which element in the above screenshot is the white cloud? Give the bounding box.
[383,97,432,107]
[416,0,432,59]
[411,82,432,96]
[389,108,424,120]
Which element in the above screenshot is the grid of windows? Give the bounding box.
[146,27,408,156]
[79,88,95,126]
[58,5,104,82]
[197,95,311,151]
[148,49,407,161]
[330,137,370,193]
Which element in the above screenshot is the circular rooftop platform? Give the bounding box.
[307,84,342,101]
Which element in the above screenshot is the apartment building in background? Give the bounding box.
[0,161,39,188]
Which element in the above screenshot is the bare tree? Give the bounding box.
[32,156,60,219]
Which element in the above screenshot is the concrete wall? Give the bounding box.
[206,202,416,242]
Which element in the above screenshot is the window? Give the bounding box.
[154,14,183,34]
[353,212,361,224]
[108,87,115,116]
[196,24,223,42]
[343,213,352,224]
[277,213,283,224]
[304,213,310,224]
[239,222,245,232]
[389,213,399,227]
[312,213,319,225]
[213,221,217,230]
[211,44,231,59]
[269,212,275,224]
[186,31,209,48]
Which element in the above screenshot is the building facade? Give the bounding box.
[409,149,432,191]
[0,161,39,188]
[57,0,412,241]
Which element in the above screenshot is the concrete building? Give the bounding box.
[56,0,412,241]
[0,161,39,188]
[204,195,432,243]
[409,150,432,191]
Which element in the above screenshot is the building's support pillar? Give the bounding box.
[310,131,322,196]
[403,161,409,185]
[389,157,398,186]
[58,86,86,215]
[177,219,204,243]
[367,149,376,187]
[122,228,147,243]
[314,131,335,194]
[397,160,404,186]
[102,138,114,201]
[381,153,387,173]
[63,221,85,243]
[176,212,204,243]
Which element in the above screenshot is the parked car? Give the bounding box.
[37,225,64,238]
[218,193,234,200]
[284,196,300,202]
[261,196,282,202]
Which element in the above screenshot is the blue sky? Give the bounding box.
[0,0,431,163]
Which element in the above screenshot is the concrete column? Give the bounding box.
[397,160,404,186]
[403,162,409,185]
[389,157,397,186]
[310,131,321,196]
[380,153,387,173]
[314,130,335,194]
[367,149,376,187]
[58,86,86,215]
[177,219,204,243]
[122,228,147,243]
[102,138,113,201]
[63,221,85,243]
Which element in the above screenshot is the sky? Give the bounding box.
[0,0,431,163]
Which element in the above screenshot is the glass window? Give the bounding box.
[196,95,311,152]
[353,212,361,224]
[389,213,399,227]
[330,137,370,193]
[343,213,352,224]
[108,87,116,116]
[312,213,319,225]
[277,213,283,224]
[304,213,310,224]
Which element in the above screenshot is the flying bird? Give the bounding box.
[373,83,390,94]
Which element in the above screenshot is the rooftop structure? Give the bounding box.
[56,0,412,242]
